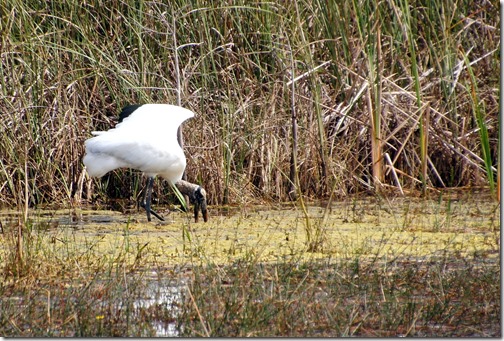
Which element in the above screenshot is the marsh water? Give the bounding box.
[9,193,497,263]
[0,191,500,336]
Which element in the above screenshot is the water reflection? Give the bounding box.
[134,278,186,337]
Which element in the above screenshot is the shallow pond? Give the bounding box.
[0,193,500,336]
[1,193,499,267]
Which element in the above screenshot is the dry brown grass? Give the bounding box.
[0,0,499,209]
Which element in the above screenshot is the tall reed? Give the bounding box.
[0,0,499,209]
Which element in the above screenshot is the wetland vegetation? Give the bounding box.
[0,192,500,336]
[0,0,500,337]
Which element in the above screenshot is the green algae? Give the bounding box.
[0,194,500,337]
[1,195,499,275]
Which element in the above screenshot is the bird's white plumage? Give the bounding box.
[83,104,195,184]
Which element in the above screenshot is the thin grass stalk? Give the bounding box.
[23,146,29,223]
[292,2,329,194]
[14,145,31,275]
[137,0,145,87]
[287,35,298,202]
[173,11,183,115]
[171,9,192,209]
[187,284,211,337]
[374,18,383,186]
[293,1,328,195]
[384,152,404,195]
[204,9,230,205]
[421,103,430,195]
[353,0,383,188]
[368,72,383,187]
[461,49,495,193]
[287,49,301,204]
[400,0,426,193]
[315,0,351,80]
[285,26,313,251]
[313,82,328,194]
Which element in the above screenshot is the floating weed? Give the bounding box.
[0,194,500,336]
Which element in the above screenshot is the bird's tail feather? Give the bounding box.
[83,153,125,178]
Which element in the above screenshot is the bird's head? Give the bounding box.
[193,186,208,223]
[175,180,209,222]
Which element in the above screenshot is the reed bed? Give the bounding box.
[0,0,499,209]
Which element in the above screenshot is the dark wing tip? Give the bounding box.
[118,104,143,122]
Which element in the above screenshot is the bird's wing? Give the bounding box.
[85,132,186,178]
[84,104,194,180]
[115,104,194,134]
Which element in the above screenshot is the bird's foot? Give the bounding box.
[139,202,165,221]
[150,210,165,221]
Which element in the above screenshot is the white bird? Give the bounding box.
[83,104,208,222]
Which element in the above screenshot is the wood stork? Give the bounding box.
[83,104,208,222]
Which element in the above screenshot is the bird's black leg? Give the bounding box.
[140,177,153,221]
[140,177,164,222]
[139,178,149,219]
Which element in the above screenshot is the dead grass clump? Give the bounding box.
[178,258,500,337]
[0,0,499,208]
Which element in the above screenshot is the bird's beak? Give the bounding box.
[194,203,208,222]
[202,208,209,222]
